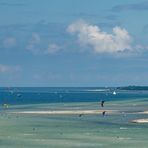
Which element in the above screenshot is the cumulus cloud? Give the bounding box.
[30,33,41,44]
[26,33,41,54]
[3,37,16,48]
[26,33,61,55]
[0,64,20,73]
[0,64,9,73]
[67,20,133,54]
[44,44,60,54]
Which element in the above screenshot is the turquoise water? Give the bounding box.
[0,87,148,147]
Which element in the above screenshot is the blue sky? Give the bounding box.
[0,0,148,87]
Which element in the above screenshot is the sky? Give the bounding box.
[0,0,148,87]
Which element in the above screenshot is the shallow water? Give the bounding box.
[0,99,148,148]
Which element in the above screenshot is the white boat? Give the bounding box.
[113,91,116,95]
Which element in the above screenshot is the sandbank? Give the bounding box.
[131,119,148,123]
[11,110,116,115]
[138,111,148,114]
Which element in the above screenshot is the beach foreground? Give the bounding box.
[0,99,148,148]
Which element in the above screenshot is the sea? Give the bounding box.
[0,87,148,148]
[0,87,148,105]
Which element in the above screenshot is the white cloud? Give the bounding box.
[0,64,9,73]
[44,43,60,54]
[0,64,20,73]
[67,20,133,54]
[26,33,41,54]
[3,37,16,48]
[26,33,61,55]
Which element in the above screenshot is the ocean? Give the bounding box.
[0,87,148,148]
[0,87,148,105]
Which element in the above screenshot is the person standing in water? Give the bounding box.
[100,100,106,116]
[101,100,105,107]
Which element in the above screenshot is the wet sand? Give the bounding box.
[131,119,148,123]
[138,111,148,114]
[11,109,116,115]
[1,100,148,148]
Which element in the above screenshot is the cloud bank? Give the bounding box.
[26,33,61,55]
[67,20,132,54]
[26,33,41,54]
[112,1,148,12]
[3,37,16,48]
[0,64,20,73]
[45,44,60,54]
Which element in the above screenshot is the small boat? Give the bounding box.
[113,91,116,95]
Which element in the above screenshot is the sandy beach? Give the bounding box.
[131,119,148,123]
[1,99,148,148]
[11,109,116,115]
[138,111,148,114]
[12,109,148,124]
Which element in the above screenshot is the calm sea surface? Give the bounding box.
[0,87,148,105]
